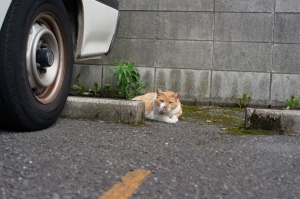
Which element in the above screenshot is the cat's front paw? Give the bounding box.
[155,116,178,124]
[171,115,179,122]
[165,118,177,124]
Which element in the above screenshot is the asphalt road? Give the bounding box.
[1,117,300,199]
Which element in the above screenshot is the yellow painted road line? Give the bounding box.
[99,169,151,199]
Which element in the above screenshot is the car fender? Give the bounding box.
[76,0,119,60]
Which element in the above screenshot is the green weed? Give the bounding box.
[110,60,147,99]
[237,93,251,109]
[94,82,99,97]
[285,96,300,110]
[70,73,87,95]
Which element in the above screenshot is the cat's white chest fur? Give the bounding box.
[146,100,181,124]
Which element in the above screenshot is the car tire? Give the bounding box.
[0,0,73,131]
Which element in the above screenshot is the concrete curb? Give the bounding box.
[245,108,300,134]
[61,96,145,124]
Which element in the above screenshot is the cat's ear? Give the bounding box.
[173,92,180,100]
[156,88,163,97]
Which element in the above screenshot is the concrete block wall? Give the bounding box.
[74,0,300,107]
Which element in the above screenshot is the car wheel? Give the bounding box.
[0,0,73,131]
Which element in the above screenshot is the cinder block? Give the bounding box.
[214,13,273,42]
[276,0,300,12]
[274,14,300,44]
[213,42,272,72]
[119,0,158,10]
[62,96,145,124]
[215,0,274,12]
[135,67,155,93]
[102,66,118,91]
[273,44,300,74]
[103,39,156,67]
[155,68,211,103]
[159,0,213,11]
[155,40,213,69]
[118,11,157,39]
[72,65,102,89]
[271,74,300,107]
[211,71,270,106]
[158,12,213,40]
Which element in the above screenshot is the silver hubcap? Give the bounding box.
[26,13,65,104]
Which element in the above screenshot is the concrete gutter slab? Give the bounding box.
[61,96,145,123]
[245,108,300,134]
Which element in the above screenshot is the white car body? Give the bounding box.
[0,0,119,61]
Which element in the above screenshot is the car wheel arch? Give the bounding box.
[61,0,84,61]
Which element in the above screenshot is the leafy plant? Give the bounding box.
[103,84,111,88]
[94,82,99,96]
[70,85,86,95]
[236,93,251,109]
[75,72,82,86]
[285,96,300,110]
[134,81,148,96]
[99,84,116,98]
[80,86,86,94]
[110,60,148,99]
[70,73,86,95]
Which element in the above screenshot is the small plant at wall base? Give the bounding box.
[70,73,86,95]
[236,93,251,109]
[285,96,300,110]
[69,69,115,97]
[98,84,116,98]
[93,82,99,97]
[110,60,148,99]
[70,81,116,98]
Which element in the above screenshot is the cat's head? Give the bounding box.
[154,89,180,112]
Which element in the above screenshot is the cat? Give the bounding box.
[133,88,182,123]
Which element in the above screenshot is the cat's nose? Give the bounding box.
[163,106,167,109]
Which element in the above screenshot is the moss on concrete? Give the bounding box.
[248,112,282,131]
[181,105,244,128]
[182,105,277,136]
[224,128,274,136]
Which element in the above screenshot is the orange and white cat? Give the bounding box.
[133,89,182,123]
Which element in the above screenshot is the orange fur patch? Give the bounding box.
[133,92,156,115]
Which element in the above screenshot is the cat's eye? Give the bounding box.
[169,102,173,104]
[160,100,164,102]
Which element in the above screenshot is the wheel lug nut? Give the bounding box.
[39,68,47,74]
[40,43,48,49]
